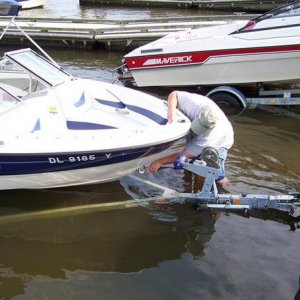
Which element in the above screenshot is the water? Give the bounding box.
[20,0,229,19]
[1,2,300,299]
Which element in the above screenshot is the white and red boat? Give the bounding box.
[117,1,300,87]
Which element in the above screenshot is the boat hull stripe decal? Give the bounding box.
[126,104,167,125]
[95,98,126,109]
[74,92,85,107]
[96,98,167,125]
[125,45,300,69]
[66,121,116,130]
[0,141,174,175]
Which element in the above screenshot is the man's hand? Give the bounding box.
[148,159,162,172]
[148,152,188,173]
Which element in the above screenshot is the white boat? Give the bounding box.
[16,0,45,9]
[117,1,300,87]
[0,47,190,190]
[0,0,21,16]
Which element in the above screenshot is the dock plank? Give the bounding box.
[79,0,294,12]
[0,15,253,50]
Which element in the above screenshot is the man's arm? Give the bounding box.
[148,149,193,172]
[148,90,193,172]
[167,91,179,122]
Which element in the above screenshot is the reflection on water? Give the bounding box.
[229,110,300,194]
[0,199,216,276]
[0,182,220,298]
[20,0,228,19]
[0,187,299,299]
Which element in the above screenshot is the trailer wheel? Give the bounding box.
[208,92,243,114]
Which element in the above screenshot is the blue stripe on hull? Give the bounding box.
[0,141,174,176]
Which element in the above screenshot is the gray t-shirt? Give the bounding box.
[177,91,234,156]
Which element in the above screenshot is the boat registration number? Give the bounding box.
[48,155,96,164]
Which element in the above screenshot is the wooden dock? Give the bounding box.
[0,15,254,51]
[79,0,293,12]
[80,0,195,9]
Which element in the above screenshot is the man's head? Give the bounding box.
[191,105,218,135]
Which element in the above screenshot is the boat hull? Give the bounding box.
[125,46,300,87]
[0,48,191,190]
[0,139,184,190]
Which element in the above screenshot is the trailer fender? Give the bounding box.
[206,86,247,109]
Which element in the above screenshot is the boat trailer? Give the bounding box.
[150,147,300,219]
[204,85,300,113]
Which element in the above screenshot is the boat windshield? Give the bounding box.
[233,0,300,33]
[255,1,300,20]
[4,49,72,87]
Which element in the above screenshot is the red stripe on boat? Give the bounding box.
[125,45,300,69]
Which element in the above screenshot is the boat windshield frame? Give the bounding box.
[232,0,300,33]
[4,48,73,87]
